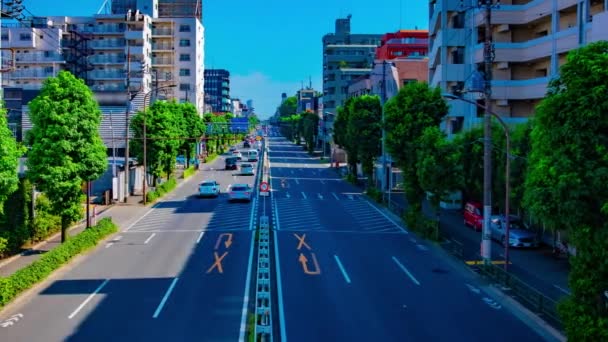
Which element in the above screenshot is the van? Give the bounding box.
[464,201,483,231]
[246,149,259,162]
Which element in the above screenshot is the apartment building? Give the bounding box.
[204,69,230,113]
[429,0,608,135]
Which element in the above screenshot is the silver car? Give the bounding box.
[198,180,220,198]
[490,215,539,248]
[240,163,255,176]
[228,184,253,202]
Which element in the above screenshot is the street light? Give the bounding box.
[443,93,512,270]
[143,84,177,205]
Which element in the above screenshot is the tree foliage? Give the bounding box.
[278,96,297,117]
[0,104,23,213]
[523,41,608,340]
[300,112,319,154]
[384,81,449,226]
[347,95,382,181]
[26,71,107,242]
[178,102,205,168]
[333,98,359,175]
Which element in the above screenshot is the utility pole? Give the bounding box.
[481,0,495,264]
[123,44,131,203]
[381,60,387,203]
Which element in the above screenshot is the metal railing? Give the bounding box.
[15,53,64,62]
[151,43,172,50]
[152,28,173,36]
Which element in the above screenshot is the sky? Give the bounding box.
[19,0,428,118]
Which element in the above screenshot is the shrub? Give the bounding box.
[146,177,177,204]
[366,187,383,203]
[0,217,117,308]
[183,165,196,179]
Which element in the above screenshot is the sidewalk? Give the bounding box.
[0,159,215,278]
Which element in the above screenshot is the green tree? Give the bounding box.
[333,100,359,176]
[278,96,297,117]
[524,41,608,340]
[178,102,204,168]
[26,71,107,242]
[347,95,382,183]
[0,104,23,213]
[417,126,463,239]
[300,112,319,153]
[384,81,449,229]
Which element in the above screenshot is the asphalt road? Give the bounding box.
[267,131,552,342]
[0,146,260,342]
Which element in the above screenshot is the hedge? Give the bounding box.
[183,165,196,179]
[0,217,118,308]
[146,177,177,204]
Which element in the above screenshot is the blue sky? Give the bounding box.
[20,0,428,118]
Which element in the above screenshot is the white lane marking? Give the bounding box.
[105,243,114,248]
[317,193,323,200]
[153,277,179,318]
[392,257,420,286]
[68,279,109,319]
[332,192,339,200]
[144,233,156,244]
[238,198,258,341]
[286,192,291,199]
[364,201,409,234]
[295,179,300,185]
[301,192,307,199]
[125,207,157,232]
[334,255,352,284]
[554,284,571,295]
[409,237,417,243]
[196,231,205,244]
[416,244,428,251]
[320,179,325,184]
[287,163,292,168]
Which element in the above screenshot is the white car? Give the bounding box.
[231,150,243,160]
[240,163,255,175]
[228,184,253,202]
[198,180,220,198]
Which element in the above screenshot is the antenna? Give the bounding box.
[309,76,312,88]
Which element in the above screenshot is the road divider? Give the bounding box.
[254,215,273,340]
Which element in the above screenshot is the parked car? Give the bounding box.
[464,201,483,231]
[231,150,243,160]
[225,157,238,170]
[240,163,254,175]
[490,215,539,248]
[198,180,220,198]
[228,184,253,202]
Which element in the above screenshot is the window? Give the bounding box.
[179,83,190,91]
[19,33,31,41]
[1,33,8,40]
[179,53,190,61]
[179,39,190,47]
[179,69,190,76]
[179,24,191,32]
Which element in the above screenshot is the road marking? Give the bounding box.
[409,237,417,244]
[317,193,323,200]
[298,253,321,275]
[105,235,122,248]
[125,205,157,232]
[332,192,339,200]
[153,277,179,318]
[301,192,307,199]
[466,283,481,294]
[364,201,409,234]
[392,257,420,286]
[286,192,291,198]
[105,243,114,248]
[416,244,428,251]
[482,297,502,310]
[68,279,109,319]
[214,233,234,249]
[290,170,294,174]
[294,233,312,250]
[288,163,292,168]
[238,199,258,342]
[248,198,257,231]
[196,231,205,244]
[554,284,571,295]
[320,179,325,184]
[273,230,288,341]
[334,255,351,284]
[206,251,228,274]
[144,233,156,244]
[295,178,300,185]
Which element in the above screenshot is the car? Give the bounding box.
[243,141,251,148]
[245,149,259,162]
[240,163,254,175]
[464,201,483,231]
[199,180,220,198]
[490,215,539,248]
[231,150,243,160]
[225,157,238,170]
[229,146,237,153]
[228,183,253,202]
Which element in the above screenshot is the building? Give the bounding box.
[112,0,202,18]
[376,30,429,60]
[429,0,608,136]
[231,98,243,117]
[296,87,320,113]
[204,69,230,113]
[348,58,429,99]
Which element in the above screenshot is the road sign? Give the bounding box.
[259,181,269,192]
[256,135,262,141]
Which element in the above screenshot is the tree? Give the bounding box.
[333,98,359,176]
[26,71,107,242]
[178,102,204,168]
[278,96,297,117]
[417,126,463,239]
[384,81,449,229]
[0,104,23,213]
[347,95,382,183]
[300,112,319,153]
[523,41,608,340]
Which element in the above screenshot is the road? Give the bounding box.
[0,147,261,342]
[268,131,552,342]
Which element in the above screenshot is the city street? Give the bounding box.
[0,151,260,342]
[268,133,551,341]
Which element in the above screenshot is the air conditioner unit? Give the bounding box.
[497,62,509,70]
[497,24,510,33]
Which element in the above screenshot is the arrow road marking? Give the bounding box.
[294,233,312,250]
[214,233,234,250]
[334,255,351,284]
[392,256,420,286]
[299,253,321,275]
[68,279,110,319]
[206,251,228,274]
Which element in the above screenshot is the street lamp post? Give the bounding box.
[443,93,511,270]
[143,84,176,205]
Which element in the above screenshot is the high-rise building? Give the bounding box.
[204,69,230,113]
[429,0,608,135]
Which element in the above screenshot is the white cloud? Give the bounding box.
[229,72,302,119]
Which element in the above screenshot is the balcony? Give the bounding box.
[125,29,144,40]
[152,43,173,51]
[88,70,125,80]
[10,69,56,79]
[151,57,173,66]
[491,77,549,100]
[15,52,65,63]
[90,40,126,49]
[152,28,173,36]
[89,55,125,64]
[589,11,608,43]
[473,27,577,63]
[90,83,127,92]
[473,0,578,26]
[430,64,467,86]
[79,24,124,35]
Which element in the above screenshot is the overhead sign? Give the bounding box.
[230,117,249,133]
[259,181,269,192]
